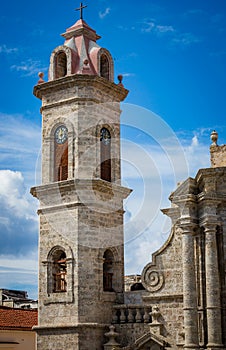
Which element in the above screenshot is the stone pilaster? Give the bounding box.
[181,222,199,350]
[204,223,223,350]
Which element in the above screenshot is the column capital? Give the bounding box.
[200,219,221,232]
[178,218,198,234]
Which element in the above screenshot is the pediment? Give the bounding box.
[122,331,168,350]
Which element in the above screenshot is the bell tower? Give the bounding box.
[31,7,131,350]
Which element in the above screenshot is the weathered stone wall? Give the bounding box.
[141,226,183,297]
[114,323,150,348]
[35,326,106,350]
[32,72,130,350]
[36,77,124,185]
[210,144,226,167]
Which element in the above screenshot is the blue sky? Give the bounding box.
[0,0,226,299]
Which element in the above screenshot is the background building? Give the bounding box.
[0,306,37,350]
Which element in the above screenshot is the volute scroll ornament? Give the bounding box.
[142,265,164,292]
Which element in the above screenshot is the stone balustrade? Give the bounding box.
[112,305,151,324]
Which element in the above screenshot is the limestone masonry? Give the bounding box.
[31,10,226,350]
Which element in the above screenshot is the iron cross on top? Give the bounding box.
[76,2,87,20]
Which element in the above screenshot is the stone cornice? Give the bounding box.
[31,178,132,199]
[61,27,100,42]
[169,177,197,201]
[33,74,129,102]
[33,323,109,332]
[37,202,125,215]
[142,294,183,302]
[40,96,100,112]
[197,192,222,202]
[161,207,180,224]
[170,193,197,206]
[196,166,226,183]
[31,179,132,214]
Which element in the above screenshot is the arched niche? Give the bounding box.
[44,245,74,304]
[103,249,115,292]
[100,127,111,182]
[97,48,114,82]
[49,45,75,81]
[42,120,75,184]
[55,51,67,78]
[54,125,69,182]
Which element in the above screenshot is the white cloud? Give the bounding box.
[172,32,201,46]
[0,170,37,220]
[141,20,200,47]
[142,21,155,33]
[99,7,110,19]
[142,20,175,34]
[122,73,136,77]
[0,259,38,299]
[0,44,18,54]
[123,130,211,275]
[156,25,175,33]
[0,113,40,296]
[11,59,47,77]
[0,113,41,185]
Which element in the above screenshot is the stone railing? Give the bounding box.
[112,305,151,324]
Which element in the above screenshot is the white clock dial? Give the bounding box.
[55,125,68,144]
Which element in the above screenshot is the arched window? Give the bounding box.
[49,249,67,293]
[100,128,111,182]
[54,125,68,182]
[55,51,67,78]
[103,250,114,292]
[100,54,110,80]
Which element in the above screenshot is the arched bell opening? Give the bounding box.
[55,51,67,78]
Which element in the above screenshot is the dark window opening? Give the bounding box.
[55,52,67,78]
[54,145,68,181]
[103,250,114,292]
[53,251,67,293]
[100,128,111,182]
[130,283,145,291]
[100,54,110,80]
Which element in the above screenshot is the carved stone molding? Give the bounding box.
[142,267,164,292]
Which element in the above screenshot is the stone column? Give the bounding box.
[204,223,223,349]
[181,223,199,350]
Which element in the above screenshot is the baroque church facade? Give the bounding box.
[31,7,226,350]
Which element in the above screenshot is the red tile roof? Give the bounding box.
[0,307,38,330]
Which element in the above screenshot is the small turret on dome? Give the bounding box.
[210,130,218,146]
[210,130,226,168]
[48,9,114,82]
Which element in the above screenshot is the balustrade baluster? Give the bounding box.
[128,308,134,323]
[135,307,142,323]
[120,308,126,323]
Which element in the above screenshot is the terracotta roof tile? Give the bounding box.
[0,307,38,330]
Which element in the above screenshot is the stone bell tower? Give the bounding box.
[31,6,131,350]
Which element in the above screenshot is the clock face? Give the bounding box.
[101,128,111,145]
[55,125,68,144]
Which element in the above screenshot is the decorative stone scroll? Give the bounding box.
[142,265,164,292]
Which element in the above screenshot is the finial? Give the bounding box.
[117,74,124,87]
[104,325,120,347]
[211,130,218,146]
[75,2,87,20]
[38,72,45,84]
